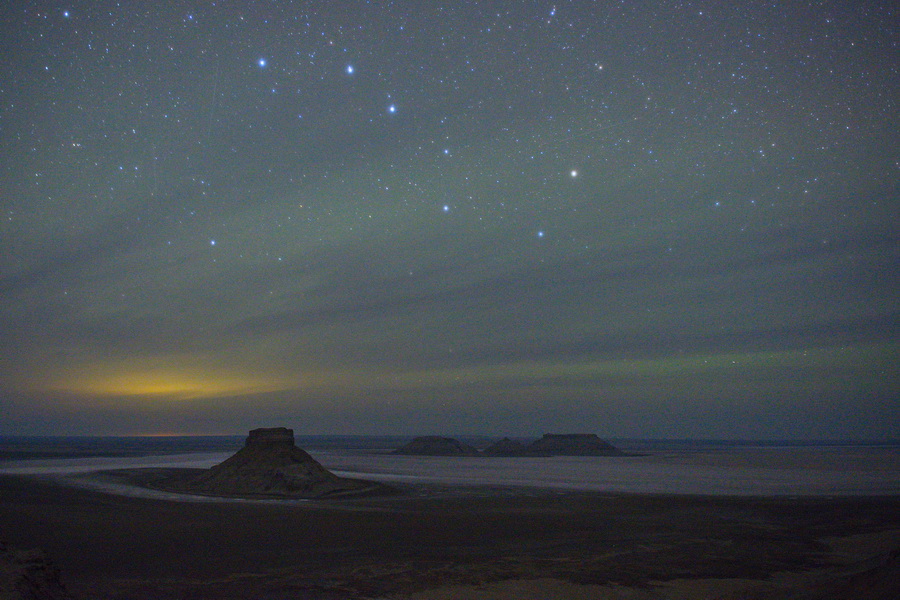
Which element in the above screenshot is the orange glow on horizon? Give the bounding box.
[38,358,301,401]
[47,372,295,400]
[30,342,894,402]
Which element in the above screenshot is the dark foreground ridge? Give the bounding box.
[3,474,897,600]
[396,433,625,457]
[156,428,384,499]
[0,541,75,600]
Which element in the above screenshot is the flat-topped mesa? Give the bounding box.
[525,433,623,457]
[393,436,480,456]
[245,427,295,447]
[184,427,373,498]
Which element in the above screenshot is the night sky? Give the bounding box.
[1,1,897,438]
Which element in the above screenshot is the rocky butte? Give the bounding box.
[180,428,379,499]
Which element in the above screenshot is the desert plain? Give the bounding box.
[1,460,898,599]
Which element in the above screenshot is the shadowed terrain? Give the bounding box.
[0,473,897,599]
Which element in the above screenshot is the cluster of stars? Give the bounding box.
[2,1,894,348]
[0,0,895,441]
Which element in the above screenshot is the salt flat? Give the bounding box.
[317,446,900,496]
[1,445,896,497]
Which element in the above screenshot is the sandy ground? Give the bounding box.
[0,471,898,599]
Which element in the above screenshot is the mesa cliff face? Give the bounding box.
[185,428,372,498]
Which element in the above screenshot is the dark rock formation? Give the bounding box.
[0,542,75,600]
[184,428,374,498]
[394,434,623,457]
[393,436,480,456]
[523,433,623,456]
[482,437,528,456]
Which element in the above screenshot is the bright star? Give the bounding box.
[210,239,216,246]
[388,104,397,113]
[63,10,70,18]
[258,58,267,68]
[346,64,354,74]
[537,230,545,238]
[442,205,450,212]
[570,170,578,177]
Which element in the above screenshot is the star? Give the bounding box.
[3,0,895,442]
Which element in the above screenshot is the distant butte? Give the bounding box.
[393,436,480,456]
[395,434,624,457]
[482,437,528,456]
[178,428,382,499]
[523,433,624,457]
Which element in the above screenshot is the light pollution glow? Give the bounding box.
[34,342,895,401]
